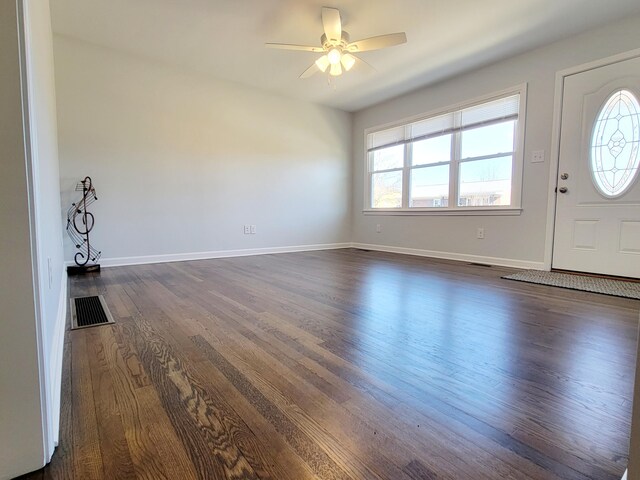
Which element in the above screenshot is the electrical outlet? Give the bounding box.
[250,225,256,234]
[376,224,382,233]
[531,150,545,163]
[477,227,485,239]
[243,225,250,234]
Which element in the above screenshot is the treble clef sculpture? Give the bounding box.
[66,176,101,274]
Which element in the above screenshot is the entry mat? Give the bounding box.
[502,270,640,300]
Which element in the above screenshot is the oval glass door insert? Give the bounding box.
[590,89,640,198]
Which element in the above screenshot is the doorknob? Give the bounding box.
[560,173,569,180]
[558,186,568,193]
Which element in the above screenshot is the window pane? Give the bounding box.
[372,171,402,208]
[458,156,512,206]
[590,89,640,197]
[372,145,404,171]
[412,134,452,166]
[410,165,449,208]
[461,120,515,159]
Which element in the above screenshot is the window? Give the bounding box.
[366,87,526,214]
[590,89,640,198]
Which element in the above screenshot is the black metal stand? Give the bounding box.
[67,264,101,276]
[66,176,101,275]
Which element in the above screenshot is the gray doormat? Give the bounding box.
[502,270,640,300]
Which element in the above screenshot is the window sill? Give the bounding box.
[362,207,522,216]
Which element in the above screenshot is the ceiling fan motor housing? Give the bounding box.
[321,31,350,51]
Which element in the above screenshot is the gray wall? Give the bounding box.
[351,14,640,266]
[54,37,352,264]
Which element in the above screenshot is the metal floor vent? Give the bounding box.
[70,295,114,330]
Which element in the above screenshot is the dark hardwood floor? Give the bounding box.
[22,249,639,479]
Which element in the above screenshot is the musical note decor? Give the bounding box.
[66,176,101,275]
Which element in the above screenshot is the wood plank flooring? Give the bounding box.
[21,249,640,479]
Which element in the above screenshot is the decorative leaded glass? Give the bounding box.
[590,89,640,197]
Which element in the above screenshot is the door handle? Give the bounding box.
[558,187,568,193]
[560,173,569,180]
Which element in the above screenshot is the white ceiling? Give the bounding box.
[51,0,640,112]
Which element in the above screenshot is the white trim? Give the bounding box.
[544,47,640,270]
[16,0,50,464]
[544,65,566,270]
[362,207,522,216]
[66,243,353,268]
[351,242,545,270]
[63,242,546,271]
[48,270,67,449]
[621,469,627,480]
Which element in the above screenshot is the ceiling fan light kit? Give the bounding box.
[265,7,407,80]
[315,55,330,72]
[327,47,341,65]
[341,53,356,71]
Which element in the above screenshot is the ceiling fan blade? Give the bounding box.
[299,62,320,79]
[346,32,407,52]
[322,7,342,43]
[265,43,325,53]
[352,54,376,72]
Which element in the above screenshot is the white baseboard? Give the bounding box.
[75,242,353,268]
[622,469,627,480]
[64,242,544,270]
[351,242,546,270]
[48,269,67,451]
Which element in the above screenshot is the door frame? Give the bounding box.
[543,47,640,271]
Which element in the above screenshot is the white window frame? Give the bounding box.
[363,84,527,216]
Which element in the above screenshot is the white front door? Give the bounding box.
[552,55,640,278]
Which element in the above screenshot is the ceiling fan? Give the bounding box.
[265,7,407,78]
